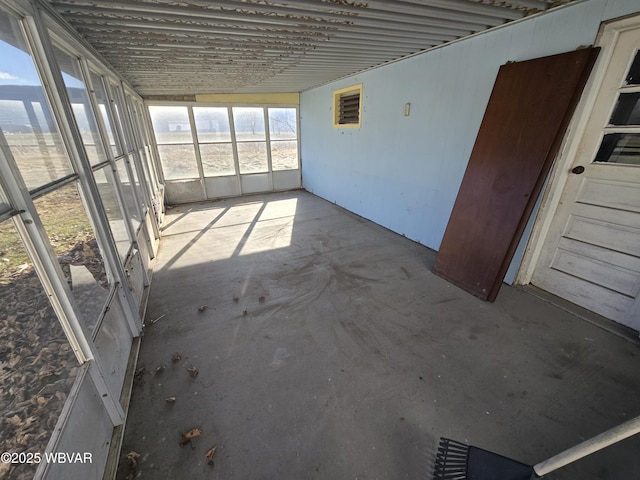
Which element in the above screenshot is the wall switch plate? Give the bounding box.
[404,103,411,116]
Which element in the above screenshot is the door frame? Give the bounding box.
[516,13,640,286]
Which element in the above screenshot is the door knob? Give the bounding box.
[571,165,585,174]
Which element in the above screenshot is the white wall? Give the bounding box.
[300,0,640,281]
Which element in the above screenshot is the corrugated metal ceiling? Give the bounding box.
[46,0,579,97]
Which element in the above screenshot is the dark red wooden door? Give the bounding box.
[433,48,599,301]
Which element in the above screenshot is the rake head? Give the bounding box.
[433,437,536,480]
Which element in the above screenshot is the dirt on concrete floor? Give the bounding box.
[117,190,640,480]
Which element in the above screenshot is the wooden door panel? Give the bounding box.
[566,214,640,256]
[433,48,599,301]
[538,269,634,322]
[577,177,640,212]
[551,243,640,297]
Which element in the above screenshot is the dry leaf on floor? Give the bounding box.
[180,428,203,446]
[258,295,265,302]
[187,366,199,378]
[126,450,140,468]
[134,367,146,379]
[165,396,176,404]
[198,304,208,312]
[7,415,21,427]
[171,353,182,363]
[233,296,239,302]
[155,365,165,373]
[243,309,248,315]
[205,446,217,466]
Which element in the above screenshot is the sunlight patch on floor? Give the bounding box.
[240,198,297,256]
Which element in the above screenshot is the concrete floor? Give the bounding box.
[117,190,640,480]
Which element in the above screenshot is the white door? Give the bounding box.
[532,24,640,330]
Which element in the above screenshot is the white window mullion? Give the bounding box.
[264,107,274,191]
[228,106,243,194]
[188,105,207,198]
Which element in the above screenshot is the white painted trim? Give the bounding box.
[264,107,275,192]
[517,13,640,285]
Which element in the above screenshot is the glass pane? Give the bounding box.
[0,182,9,214]
[194,107,231,142]
[201,143,235,176]
[233,107,265,141]
[128,99,159,194]
[141,115,154,150]
[0,219,78,480]
[594,133,640,165]
[134,102,161,193]
[90,71,120,157]
[116,158,141,232]
[157,144,198,180]
[271,140,299,170]
[268,108,297,140]
[148,106,193,144]
[134,101,149,147]
[237,142,268,174]
[625,50,640,86]
[127,98,145,151]
[129,155,150,215]
[609,93,640,125]
[142,145,159,194]
[110,84,132,152]
[34,182,110,331]
[93,166,130,261]
[53,45,107,166]
[137,147,153,192]
[0,11,72,190]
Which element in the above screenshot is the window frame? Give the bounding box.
[147,101,301,181]
[333,84,363,128]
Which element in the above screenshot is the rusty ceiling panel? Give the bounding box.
[45,0,579,96]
